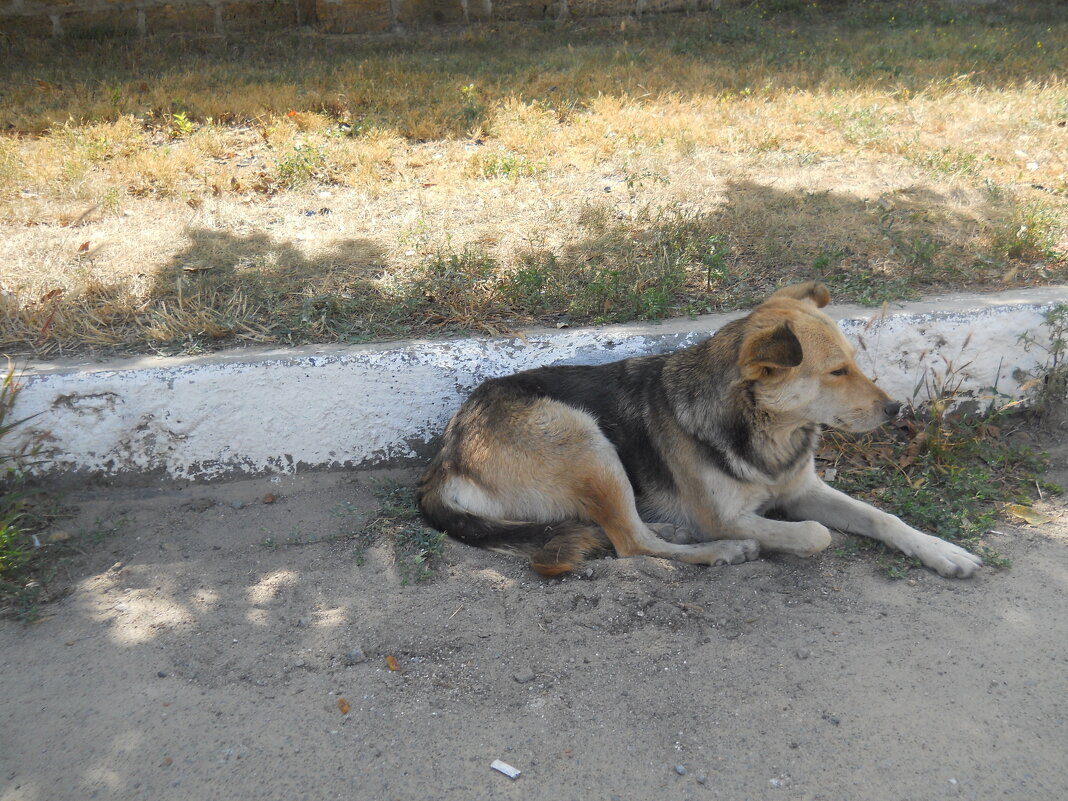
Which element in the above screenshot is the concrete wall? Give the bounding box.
[10,286,1068,484]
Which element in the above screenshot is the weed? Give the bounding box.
[0,361,48,616]
[275,144,326,189]
[910,148,982,179]
[169,111,196,139]
[623,167,670,190]
[701,235,729,290]
[884,562,912,581]
[1018,303,1068,415]
[472,150,539,180]
[823,104,893,146]
[501,251,558,313]
[458,83,485,127]
[418,246,501,326]
[824,403,1051,574]
[822,266,919,307]
[991,202,1061,263]
[363,480,446,584]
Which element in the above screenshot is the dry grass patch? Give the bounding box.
[0,2,1066,357]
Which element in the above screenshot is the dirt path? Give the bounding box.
[3,464,1067,801]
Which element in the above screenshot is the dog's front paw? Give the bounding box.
[912,535,983,578]
[793,521,833,557]
[708,538,761,566]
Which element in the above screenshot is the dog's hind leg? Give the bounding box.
[559,425,759,568]
[422,396,759,573]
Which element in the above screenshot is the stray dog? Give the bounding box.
[417,282,982,578]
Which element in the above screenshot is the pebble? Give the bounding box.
[696,773,707,785]
[157,671,167,678]
[796,648,811,660]
[230,500,245,510]
[296,617,310,628]
[344,647,368,665]
[513,667,536,684]
[675,764,687,776]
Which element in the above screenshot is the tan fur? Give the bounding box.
[417,282,983,579]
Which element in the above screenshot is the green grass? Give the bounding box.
[0,362,49,618]
[824,405,1056,577]
[364,481,446,584]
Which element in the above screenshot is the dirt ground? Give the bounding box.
[3,450,1068,801]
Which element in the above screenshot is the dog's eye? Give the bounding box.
[830,367,849,377]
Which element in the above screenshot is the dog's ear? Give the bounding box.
[739,322,803,379]
[767,281,830,308]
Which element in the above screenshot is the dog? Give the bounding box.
[416,281,982,579]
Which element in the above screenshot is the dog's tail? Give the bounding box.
[417,488,611,577]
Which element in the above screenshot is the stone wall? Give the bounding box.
[1,0,718,37]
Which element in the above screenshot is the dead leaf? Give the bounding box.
[39,288,65,303]
[337,698,350,715]
[385,655,399,671]
[1005,504,1054,526]
[901,430,929,468]
[77,241,90,253]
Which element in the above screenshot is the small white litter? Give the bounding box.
[491,759,521,779]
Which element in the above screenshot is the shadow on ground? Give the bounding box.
[3,432,1068,799]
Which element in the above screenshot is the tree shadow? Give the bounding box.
[497,177,1060,329]
[86,178,1063,355]
[144,227,405,353]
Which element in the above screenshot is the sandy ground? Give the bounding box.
[2,457,1068,801]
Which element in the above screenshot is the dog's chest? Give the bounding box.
[695,459,812,517]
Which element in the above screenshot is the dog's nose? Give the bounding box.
[883,401,902,418]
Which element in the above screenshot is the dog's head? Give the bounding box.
[737,282,899,432]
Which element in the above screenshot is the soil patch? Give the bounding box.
[3,444,1068,799]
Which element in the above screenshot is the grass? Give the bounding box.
[0,1,1066,357]
[822,402,1056,577]
[0,362,51,618]
[364,480,447,583]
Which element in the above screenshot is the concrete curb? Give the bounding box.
[12,286,1068,483]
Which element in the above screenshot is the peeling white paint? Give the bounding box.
[11,287,1067,482]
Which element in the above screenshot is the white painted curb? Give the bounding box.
[11,286,1068,482]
